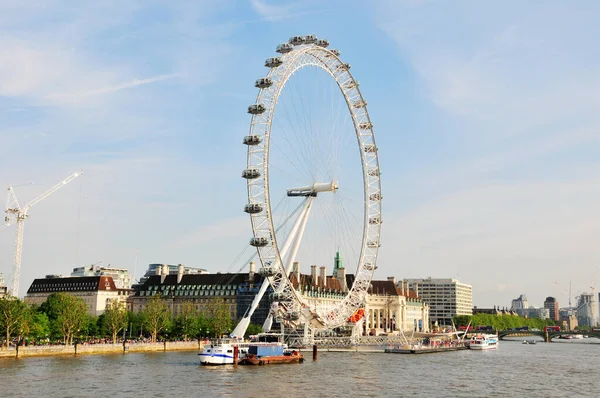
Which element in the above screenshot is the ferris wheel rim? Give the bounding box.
[245,38,382,329]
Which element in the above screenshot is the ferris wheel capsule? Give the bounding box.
[248,104,266,114]
[265,57,283,68]
[304,34,317,44]
[289,35,306,46]
[276,43,293,54]
[255,77,273,88]
[315,39,329,48]
[243,135,262,145]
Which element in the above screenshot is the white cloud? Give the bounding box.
[249,0,323,22]
[250,0,295,21]
[45,74,179,104]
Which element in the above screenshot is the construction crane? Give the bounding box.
[4,172,83,297]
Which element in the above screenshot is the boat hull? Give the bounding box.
[199,355,234,365]
[238,354,304,365]
[469,345,497,350]
[469,334,499,350]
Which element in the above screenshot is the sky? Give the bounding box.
[0,0,599,308]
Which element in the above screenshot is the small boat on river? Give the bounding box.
[238,344,304,365]
[199,338,249,366]
[522,340,537,345]
[469,334,499,350]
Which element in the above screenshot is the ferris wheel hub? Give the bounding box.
[286,181,338,197]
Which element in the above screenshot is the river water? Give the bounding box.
[1,339,598,397]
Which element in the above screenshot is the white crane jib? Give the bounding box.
[4,172,83,297]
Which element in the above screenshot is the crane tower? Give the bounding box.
[4,172,83,297]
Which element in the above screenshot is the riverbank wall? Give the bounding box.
[0,341,202,359]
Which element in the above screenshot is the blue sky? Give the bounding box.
[1,0,599,308]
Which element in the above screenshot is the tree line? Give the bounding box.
[1,293,261,348]
[453,313,558,331]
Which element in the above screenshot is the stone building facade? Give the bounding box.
[24,276,130,315]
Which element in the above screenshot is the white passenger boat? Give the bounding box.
[198,339,249,365]
[469,334,499,350]
[199,334,288,366]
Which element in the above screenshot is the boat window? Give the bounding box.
[227,350,233,353]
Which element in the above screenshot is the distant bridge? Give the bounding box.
[497,330,600,342]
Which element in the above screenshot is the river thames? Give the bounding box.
[1,339,598,397]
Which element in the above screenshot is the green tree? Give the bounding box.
[79,314,99,340]
[205,298,233,338]
[28,312,51,341]
[141,294,171,343]
[39,293,88,345]
[0,295,29,349]
[103,300,128,343]
[174,301,201,340]
[245,323,263,338]
[127,311,142,337]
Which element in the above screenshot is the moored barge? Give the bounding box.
[238,344,304,365]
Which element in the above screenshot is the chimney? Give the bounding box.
[387,276,396,285]
[319,266,326,288]
[405,281,409,296]
[249,261,256,281]
[293,261,300,284]
[399,279,405,295]
[177,264,184,284]
[160,264,168,284]
[414,282,419,297]
[336,267,347,292]
[311,265,318,286]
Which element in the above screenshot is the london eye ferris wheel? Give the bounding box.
[242,35,382,332]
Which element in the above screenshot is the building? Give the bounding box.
[362,278,429,335]
[576,293,598,327]
[71,265,132,289]
[559,309,578,331]
[136,263,209,285]
[403,278,472,327]
[129,263,272,327]
[526,307,550,320]
[289,264,430,335]
[129,258,430,336]
[24,276,131,315]
[511,294,528,313]
[543,297,560,321]
[0,273,7,295]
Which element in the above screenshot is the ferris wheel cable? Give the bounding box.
[271,121,315,183]
[223,197,307,287]
[277,79,311,173]
[318,88,348,182]
[288,68,316,178]
[273,100,314,181]
[287,75,318,180]
[268,140,312,185]
[320,73,346,182]
[219,192,289,282]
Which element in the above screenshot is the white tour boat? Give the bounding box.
[199,270,286,366]
[198,338,249,365]
[469,334,499,350]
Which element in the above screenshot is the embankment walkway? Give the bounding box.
[0,341,202,359]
